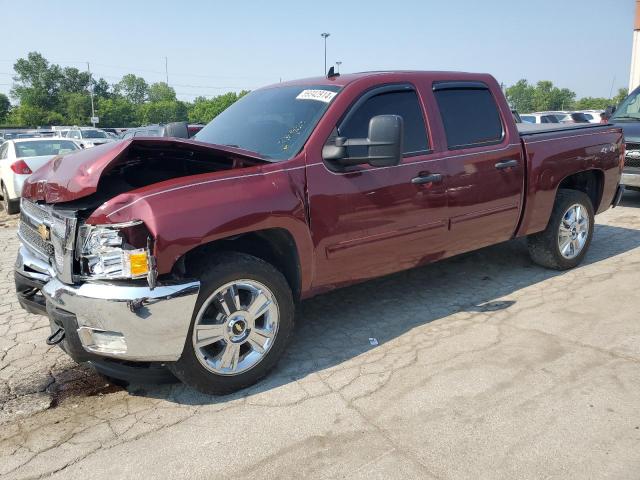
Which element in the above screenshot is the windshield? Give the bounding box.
[194,85,341,160]
[81,129,108,139]
[15,140,79,157]
[612,89,640,120]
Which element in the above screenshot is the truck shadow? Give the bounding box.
[133,222,640,405]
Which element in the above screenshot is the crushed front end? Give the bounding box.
[14,198,200,383]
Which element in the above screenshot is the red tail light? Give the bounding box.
[10,159,32,175]
[620,142,625,170]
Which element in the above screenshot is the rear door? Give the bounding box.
[432,81,524,255]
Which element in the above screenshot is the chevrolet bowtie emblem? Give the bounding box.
[37,224,50,242]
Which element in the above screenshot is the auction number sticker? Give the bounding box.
[296,89,337,103]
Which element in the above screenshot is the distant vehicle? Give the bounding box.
[520,112,560,124]
[608,85,640,189]
[65,128,114,148]
[555,112,591,124]
[119,122,204,140]
[578,110,605,124]
[0,138,80,214]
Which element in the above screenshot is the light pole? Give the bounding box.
[321,32,330,75]
[335,61,342,74]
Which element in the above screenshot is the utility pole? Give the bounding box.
[87,62,96,127]
[609,75,616,99]
[165,57,169,85]
[336,61,342,74]
[321,33,330,75]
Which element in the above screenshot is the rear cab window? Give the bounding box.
[433,82,504,149]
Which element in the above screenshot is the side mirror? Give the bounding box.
[322,114,403,168]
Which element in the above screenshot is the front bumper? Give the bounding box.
[15,245,200,362]
[621,171,640,188]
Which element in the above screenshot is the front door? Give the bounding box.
[306,84,450,291]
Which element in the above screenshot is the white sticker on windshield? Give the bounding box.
[296,89,337,103]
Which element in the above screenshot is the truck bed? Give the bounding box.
[517,122,607,136]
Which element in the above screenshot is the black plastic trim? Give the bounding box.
[432,81,489,91]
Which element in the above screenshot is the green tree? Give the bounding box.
[0,93,10,123]
[139,100,188,124]
[148,82,176,102]
[11,52,64,112]
[612,88,629,106]
[188,91,249,123]
[9,104,64,127]
[96,97,138,127]
[93,78,112,99]
[505,79,535,113]
[60,67,91,93]
[115,74,148,104]
[62,92,91,125]
[574,97,611,110]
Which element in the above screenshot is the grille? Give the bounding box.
[18,221,55,258]
[18,199,78,282]
[19,201,54,260]
[625,142,640,168]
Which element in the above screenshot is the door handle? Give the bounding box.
[411,173,443,185]
[494,159,519,170]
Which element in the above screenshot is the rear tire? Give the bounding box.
[1,184,19,215]
[527,189,594,270]
[169,252,294,395]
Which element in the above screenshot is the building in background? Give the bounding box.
[630,0,640,90]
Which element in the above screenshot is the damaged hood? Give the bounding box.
[22,138,265,204]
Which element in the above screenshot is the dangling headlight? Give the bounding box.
[77,221,152,280]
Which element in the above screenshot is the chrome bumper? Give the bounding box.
[16,245,200,362]
[621,172,640,188]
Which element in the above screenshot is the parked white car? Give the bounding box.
[520,112,561,124]
[0,138,80,214]
[65,128,114,148]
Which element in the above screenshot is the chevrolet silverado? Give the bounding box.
[14,71,625,394]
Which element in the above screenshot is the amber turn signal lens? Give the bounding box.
[128,251,149,277]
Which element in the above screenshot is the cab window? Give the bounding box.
[339,89,429,156]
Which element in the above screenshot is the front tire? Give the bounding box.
[169,252,294,395]
[527,189,594,270]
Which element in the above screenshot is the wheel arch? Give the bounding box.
[556,169,604,211]
[172,228,303,301]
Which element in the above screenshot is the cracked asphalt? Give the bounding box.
[1,193,640,479]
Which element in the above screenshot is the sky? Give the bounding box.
[0,0,635,101]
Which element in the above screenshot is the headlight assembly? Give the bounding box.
[77,221,152,280]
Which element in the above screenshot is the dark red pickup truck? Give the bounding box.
[15,71,624,394]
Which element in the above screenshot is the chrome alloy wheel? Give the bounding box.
[557,203,589,260]
[192,280,279,376]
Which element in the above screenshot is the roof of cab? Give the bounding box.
[263,70,497,90]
